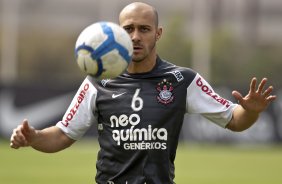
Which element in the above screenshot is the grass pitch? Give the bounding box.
[1,139,282,184]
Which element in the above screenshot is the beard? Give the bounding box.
[132,55,146,63]
[132,41,156,63]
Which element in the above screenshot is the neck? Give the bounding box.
[127,55,157,74]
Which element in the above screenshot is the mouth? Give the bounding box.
[133,45,143,51]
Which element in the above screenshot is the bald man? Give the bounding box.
[10,2,276,184]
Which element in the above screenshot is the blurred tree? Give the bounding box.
[211,27,282,88]
[13,14,282,89]
[157,14,192,68]
[18,30,84,85]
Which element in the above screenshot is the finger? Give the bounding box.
[257,78,267,94]
[10,142,20,149]
[10,129,28,147]
[266,95,277,102]
[13,132,27,144]
[10,137,29,148]
[10,135,24,149]
[232,91,243,104]
[22,119,31,135]
[14,125,27,142]
[10,122,30,149]
[10,134,20,149]
[10,138,23,149]
[250,77,257,93]
[262,86,274,97]
[22,119,29,130]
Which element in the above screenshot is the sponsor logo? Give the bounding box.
[156,79,174,105]
[196,77,230,108]
[109,89,168,150]
[110,113,167,150]
[62,83,90,127]
[101,79,110,87]
[170,70,184,82]
[98,124,103,131]
[112,92,126,99]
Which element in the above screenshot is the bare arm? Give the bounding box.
[10,119,75,153]
[226,78,276,132]
[227,105,259,131]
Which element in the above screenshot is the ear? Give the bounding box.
[156,27,163,41]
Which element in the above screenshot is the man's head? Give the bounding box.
[119,2,162,63]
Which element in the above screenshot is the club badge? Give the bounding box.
[156,79,174,105]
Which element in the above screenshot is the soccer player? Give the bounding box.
[10,2,276,184]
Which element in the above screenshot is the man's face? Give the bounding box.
[119,8,161,62]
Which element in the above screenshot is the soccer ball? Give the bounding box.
[75,21,133,79]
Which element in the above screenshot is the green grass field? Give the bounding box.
[1,139,282,184]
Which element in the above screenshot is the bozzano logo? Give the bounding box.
[196,77,230,108]
[62,83,89,127]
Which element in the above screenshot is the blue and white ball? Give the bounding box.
[75,21,133,79]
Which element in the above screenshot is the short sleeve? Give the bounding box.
[56,77,98,140]
[186,73,237,128]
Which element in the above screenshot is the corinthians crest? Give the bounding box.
[156,79,174,105]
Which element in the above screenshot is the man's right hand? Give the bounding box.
[10,119,37,149]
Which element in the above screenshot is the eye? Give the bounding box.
[140,26,150,33]
[123,26,133,34]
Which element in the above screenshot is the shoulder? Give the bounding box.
[159,58,197,84]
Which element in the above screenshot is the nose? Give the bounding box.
[131,30,141,42]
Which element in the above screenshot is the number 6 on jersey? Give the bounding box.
[131,89,143,111]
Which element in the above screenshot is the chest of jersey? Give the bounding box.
[95,73,188,151]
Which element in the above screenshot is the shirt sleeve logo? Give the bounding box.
[62,82,90,127]
[169,70,184,82]
[196,76,231,108]
[156,79,174,105]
